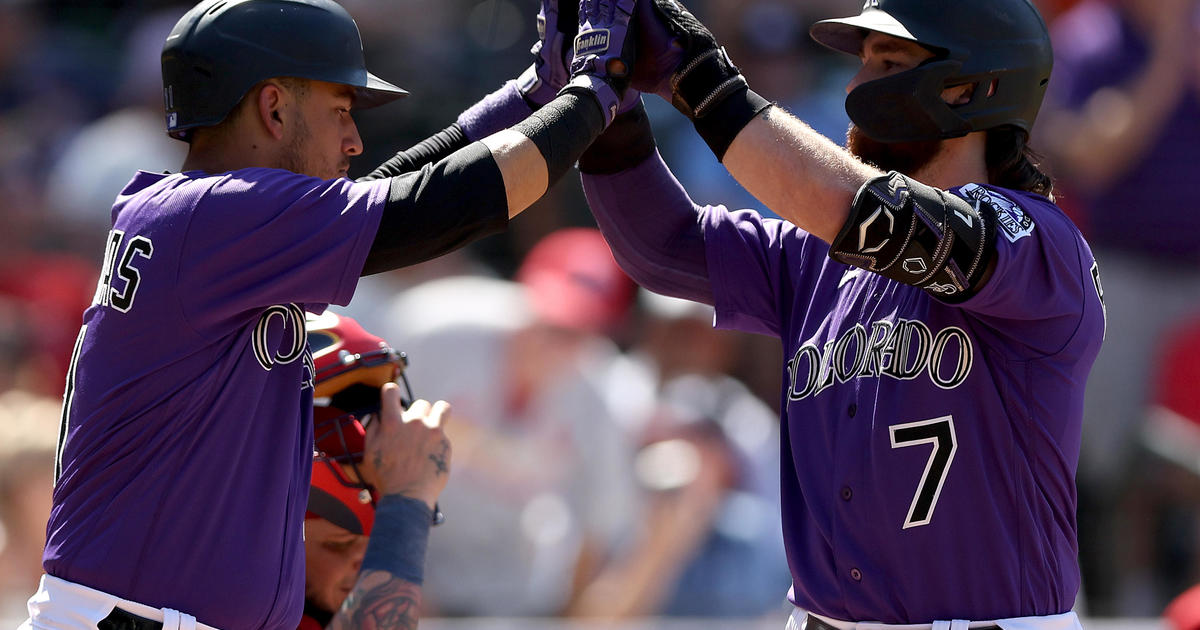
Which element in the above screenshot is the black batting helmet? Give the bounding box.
[162,0,408,140]
[810,0,1052,143]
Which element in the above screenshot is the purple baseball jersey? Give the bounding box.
[582,155,1106,623]
[44,168,388,629]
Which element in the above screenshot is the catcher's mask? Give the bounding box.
[304,311,412,536]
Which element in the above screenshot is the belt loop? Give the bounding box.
[161,608,192,630]
[950,621,970,630]
[933,622,951,630]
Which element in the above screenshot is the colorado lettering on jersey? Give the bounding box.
[252,303,314,390]
[786,318,973,400]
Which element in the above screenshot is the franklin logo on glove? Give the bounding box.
[574,29,610,56]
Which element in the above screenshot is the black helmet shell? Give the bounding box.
[810,0,1053,143]
[162,0,407,140]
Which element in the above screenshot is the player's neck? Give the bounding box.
[180,126,281,175]
[911,131,989,190]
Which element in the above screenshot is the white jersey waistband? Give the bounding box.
[789,607,1083,630]
[20,574,221,630]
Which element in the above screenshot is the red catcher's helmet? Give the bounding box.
[305,311,410,536]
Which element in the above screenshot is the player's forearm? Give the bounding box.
[331,494,432,630]
[359,124,471,181]
[483,90,609,218]
[330,570,422,630]
[722,107,881,244]
[362,92,606,274]
[575,102,714,304]
[362,142,508,275]
[581,149,715,306]
[359,81,537,181]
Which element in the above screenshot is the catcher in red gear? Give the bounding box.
[300,311,450,630]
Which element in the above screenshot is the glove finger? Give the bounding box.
[608,0,637,78]
[537,2,549,41]
[631,0,683,94]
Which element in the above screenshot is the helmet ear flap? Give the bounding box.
[846,59,971,143]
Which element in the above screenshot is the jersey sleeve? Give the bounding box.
[580,151,714,306]
[950,184,1106,356]
[179,169,388,332]
[702,205,825,338]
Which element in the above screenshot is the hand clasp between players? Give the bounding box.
[361,384,452,513]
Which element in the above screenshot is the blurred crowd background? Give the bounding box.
[1,0,1199,626]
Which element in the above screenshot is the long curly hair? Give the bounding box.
[986,125,1054,200]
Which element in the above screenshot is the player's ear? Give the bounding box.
[256,81,288,141]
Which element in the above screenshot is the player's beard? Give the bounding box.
[846,124,944,176]
[278,112,314,177]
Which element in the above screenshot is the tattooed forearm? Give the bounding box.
[331,570,423,630]
[428,438,450,476]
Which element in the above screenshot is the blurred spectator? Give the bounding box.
[0,255,96,396]
[569,292,789,619]
[370,228,641,617]
[0,390,60,620]
[45,8,187,238]
[1037,0,1200,615]
[1116,314,1200,618]
[1167,583,1200,630]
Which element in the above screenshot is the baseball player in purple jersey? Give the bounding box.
[26,0,643,628]
[438,0,1106,627]
[583,0,1105,627]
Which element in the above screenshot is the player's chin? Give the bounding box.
[319,588,351,614]
[846,124,943,176]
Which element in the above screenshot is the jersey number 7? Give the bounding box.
[889,415,957,529]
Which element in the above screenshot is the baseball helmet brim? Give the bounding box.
[809,9,920,56]
[355,72,409,109]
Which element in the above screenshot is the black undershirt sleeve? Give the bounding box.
[361,142,508,276]
[578,101,656,174]
[513,90,606,184]
[358,124,471,181]
[359,91,604,276]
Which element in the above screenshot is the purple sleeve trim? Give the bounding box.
[455,81,535,143]
[580,150,714,305]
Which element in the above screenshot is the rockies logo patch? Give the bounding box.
[960,183,1035,243]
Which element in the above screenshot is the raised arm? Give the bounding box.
[579,103,714,305]
[357,0,578,181]
[722,109,879,243]
[629,0,879,244]
[361,0,639,276]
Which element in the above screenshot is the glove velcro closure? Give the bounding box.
[829,172,997,303]
[671,46,745,118]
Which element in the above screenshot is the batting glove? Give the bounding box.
[561,0,640,126]
[517,0,577,107]
[632,0,748,120]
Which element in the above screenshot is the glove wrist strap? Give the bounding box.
[691,87,772,161]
